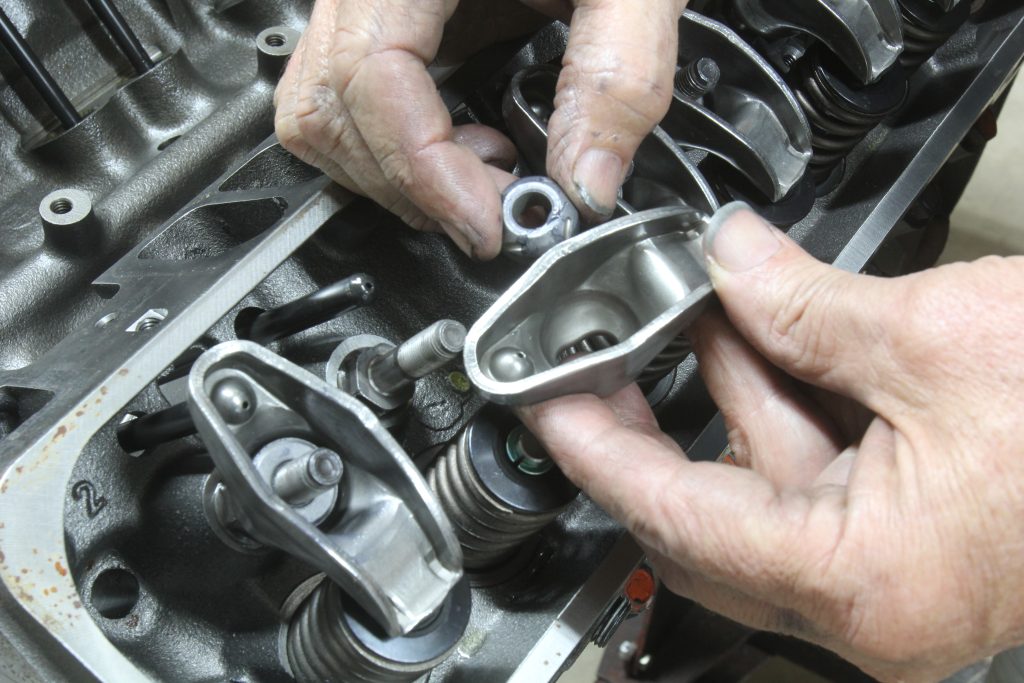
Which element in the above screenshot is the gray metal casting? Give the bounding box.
[663,11,812,202]
[465,206,713,405]
[187,341,463,637]
[734,0,904,84]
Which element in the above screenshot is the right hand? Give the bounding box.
[520,206,1024,682]
[273,0,688,259]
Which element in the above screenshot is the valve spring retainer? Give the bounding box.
[287,578,470,683]
[427,406,578,571]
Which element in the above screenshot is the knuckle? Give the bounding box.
[558,58,672,131]
[765,269,842,377]
[293,85,339,141]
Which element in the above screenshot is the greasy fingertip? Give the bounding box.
[572,148,625,217]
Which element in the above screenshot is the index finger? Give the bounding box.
[328,0,505,258]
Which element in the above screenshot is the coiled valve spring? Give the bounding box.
[898,0,970,71]
[792,53,907,184]
[287,578,470,683]
[427,406,578,571]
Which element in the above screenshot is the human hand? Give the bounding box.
[274,0,687,259]
[520,205,1024,681]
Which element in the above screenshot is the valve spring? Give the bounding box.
[898,1,967,71]
[556,333,690,387]
[555,332,617,364]
[287,581,444,683]
[427,430,564,570]
[791,66,902,180]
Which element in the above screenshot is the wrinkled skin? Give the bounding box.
[522,208,1024,682]
[275,2,1024,680]
[275,0,687,258]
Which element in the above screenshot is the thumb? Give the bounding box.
[703,203,906,409]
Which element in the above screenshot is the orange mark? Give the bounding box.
[54,561,67,577]
[625,567,655,606]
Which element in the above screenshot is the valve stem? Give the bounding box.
[272,447,344,506]
[368,320,466,397]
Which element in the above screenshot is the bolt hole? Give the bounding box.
[264,33,286,47]
[50,198,73,215]
[95,313,118,329]
[157,135,180,151]
[362,282,374,294]
[92,567,140,620]
[513,192,552,229]
[137,316,161,332]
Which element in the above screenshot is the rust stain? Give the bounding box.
[49,585,57,593]
[118,368,129,376]
[73,600,82,609]
[94,398,101,405]
[1,481,8,494]
[0,551,4,564]
[15,467,22,474]
[100,386,109,395]
[19,568,27,575]
[52,425,67,442]
[42,588,49,596]
[75,410,84,417]
[54,561,67,577]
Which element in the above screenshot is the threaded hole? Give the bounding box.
[92,568,140,620]
[512,192,552,229]
[265,33,286,47]
[50,198,73,215]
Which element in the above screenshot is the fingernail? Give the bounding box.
[703,201,782,273]
[573,148,623,217]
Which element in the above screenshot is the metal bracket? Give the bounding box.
[663,11,812,202]
[465,206,713,405]
[734,0,904,84]
[187,341,463,637]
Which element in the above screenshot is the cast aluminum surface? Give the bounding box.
[664,11,812,201]
[188,341,463,637]
[466,206,713,405]
[733,0,905,83]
